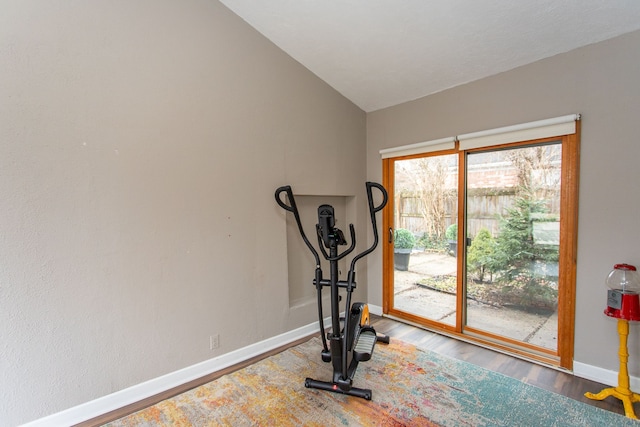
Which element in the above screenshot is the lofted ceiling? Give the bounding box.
[219,0,640,112]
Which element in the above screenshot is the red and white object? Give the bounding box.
[605,263,640,321]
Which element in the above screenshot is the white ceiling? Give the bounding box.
[219,0,640,112]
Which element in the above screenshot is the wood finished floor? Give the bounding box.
[371,316,628,417]
[80,316,630,426]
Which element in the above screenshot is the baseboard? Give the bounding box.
[21,319,328,427]
[368,304,383,316]
[573,361,640,390]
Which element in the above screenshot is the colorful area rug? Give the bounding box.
[105,337,637,426]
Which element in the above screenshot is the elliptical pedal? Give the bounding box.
[353,329,377,362]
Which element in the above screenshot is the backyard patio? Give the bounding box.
[394,251,558,350]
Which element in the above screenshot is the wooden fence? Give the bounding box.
[396,188,560,240]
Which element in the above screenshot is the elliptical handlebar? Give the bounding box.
[366,181,388,214]
[275,185,321,267]
[317,223,356,262]
[276,185,330,354]
[348,182,388,274]
[341,182,387,384]
[275,183,388,268]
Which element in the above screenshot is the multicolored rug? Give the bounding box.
[105,337,637,426]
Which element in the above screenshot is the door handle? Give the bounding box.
[389,227,393,244]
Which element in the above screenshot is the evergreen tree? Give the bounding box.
[490,194,547,281]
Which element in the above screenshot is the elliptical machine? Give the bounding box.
[275,182,389,400]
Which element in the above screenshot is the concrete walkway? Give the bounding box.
[394,252,558,350]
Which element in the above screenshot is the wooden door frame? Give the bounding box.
[382,127,580,370]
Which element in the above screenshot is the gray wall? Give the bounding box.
[366,30,640,377]
[4,1,639,424]
[0,1,366,425]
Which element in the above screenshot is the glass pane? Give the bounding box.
[465,143,561,351]
[393,154,458,326]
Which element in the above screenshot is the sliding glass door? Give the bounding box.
[464,143,561,353]
[383,127,579,368]
[391,154,458,328]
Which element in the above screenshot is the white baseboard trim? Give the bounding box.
[368,304,383,316]
[573,361,640,391]
[22,319,328,427]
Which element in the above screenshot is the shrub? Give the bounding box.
[445,224,457,241]
[467,228,495,282]
[416,232,447,251]
[394,228,416,249]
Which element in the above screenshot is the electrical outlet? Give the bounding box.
[210,334,220,350]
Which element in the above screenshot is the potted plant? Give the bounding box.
[394,228,415,271]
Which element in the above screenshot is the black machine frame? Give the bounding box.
[275,182,389,400]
